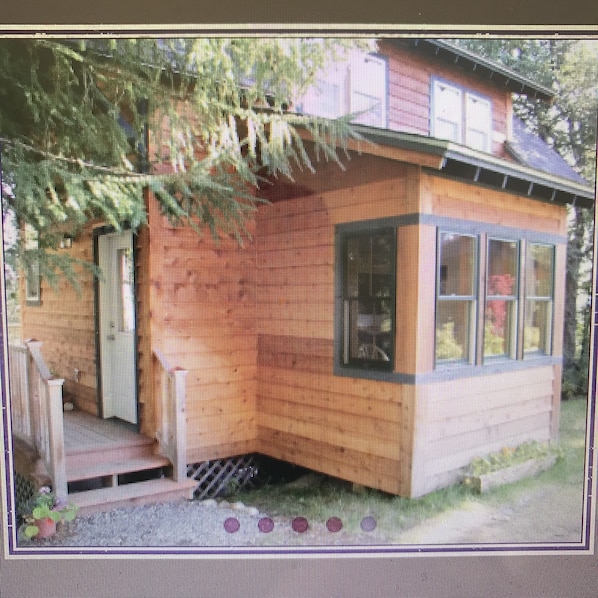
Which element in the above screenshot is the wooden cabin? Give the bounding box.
[10,39,594,507]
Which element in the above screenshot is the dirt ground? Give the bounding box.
[390,478,586,546]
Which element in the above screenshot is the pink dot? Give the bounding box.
[258,517,274,533]
[292,517,309,533]
[224,517,240,533]
[326,517,343,532]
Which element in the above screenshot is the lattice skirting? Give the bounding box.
[187,454,264,500]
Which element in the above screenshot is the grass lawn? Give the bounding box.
[239,397,590,538]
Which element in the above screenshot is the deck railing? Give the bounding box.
[8,340,67,499]
[153,348,188,482]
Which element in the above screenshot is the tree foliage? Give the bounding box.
[0,37,363,284]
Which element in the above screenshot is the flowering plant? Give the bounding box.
[21,486,77,539]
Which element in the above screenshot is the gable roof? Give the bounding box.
[507,116,588,185]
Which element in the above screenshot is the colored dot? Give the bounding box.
[258,517,274,533]
[292,517,309,533]
[360,516,377,532]
[224,517,240,533]
[326,517,343,532]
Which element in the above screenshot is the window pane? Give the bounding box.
[343,230,394,368]
[433,81,462,143]
[524,300,552,354]
[465,94,491,151]
[438,233,476,296]
[485,299,517,357]
[436,300,474,362]
[525,244,554,298]
[487,239,518,297]
[485,239,519,359]
[436,232,477,365]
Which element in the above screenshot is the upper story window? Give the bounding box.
[340,227,396,371]
[431,79,491,152]
[298,51,387,128]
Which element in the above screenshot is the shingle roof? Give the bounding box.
[508,117,588,186]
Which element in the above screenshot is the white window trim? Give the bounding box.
[431,78,492,152]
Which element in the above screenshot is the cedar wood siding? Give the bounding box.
[255,161,418,496]
[20,223,100,417]
[405,173,567,497]
[378,39,512,158]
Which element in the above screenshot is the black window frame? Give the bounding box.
[336,223,397,374]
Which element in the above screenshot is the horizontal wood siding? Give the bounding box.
[153,216,259,464]
[20,225,99,416]
[256,172,417,495]
[421,172,568,236]
[379,40,510,155]
[410,366,557,497]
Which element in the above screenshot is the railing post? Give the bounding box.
[24,339,67,500]
[25,340,43,454]
[171,368,188,483]
[47,378,67,500]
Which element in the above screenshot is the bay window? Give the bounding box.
[435,228,556,370]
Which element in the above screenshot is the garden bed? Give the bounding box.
[465,454,558,493]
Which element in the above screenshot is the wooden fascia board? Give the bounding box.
[344,137,446,169]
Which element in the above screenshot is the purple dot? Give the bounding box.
[360,516,377,532]
[258,517,274,533]
[326,517,343,532]
[292,517,309,533]
[224,517,240,533]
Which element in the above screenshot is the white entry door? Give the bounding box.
[98,230,138,424]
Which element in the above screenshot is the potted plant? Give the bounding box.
[20,486,77,540]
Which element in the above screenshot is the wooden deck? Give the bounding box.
[64,410,148,454]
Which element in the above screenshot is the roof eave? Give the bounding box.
[402,39,555,102]
[353,126,594,208]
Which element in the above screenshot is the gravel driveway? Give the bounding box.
[17,473,585,551]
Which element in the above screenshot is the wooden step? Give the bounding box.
[66,438,158,470]
[67,455,172,483]
[68,478,198,515]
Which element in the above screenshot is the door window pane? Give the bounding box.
[118,247,135,333]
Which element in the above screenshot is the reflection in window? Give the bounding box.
[485,239,519,359]
[118,248,135,332]
[435,232,477,364]
[342,229,395,370]
[524,244,554,355]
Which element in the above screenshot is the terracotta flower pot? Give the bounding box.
[34,517,57,539]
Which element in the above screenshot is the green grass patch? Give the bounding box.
[238,397,590,536]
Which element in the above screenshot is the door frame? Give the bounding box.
[93,225,140,428]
